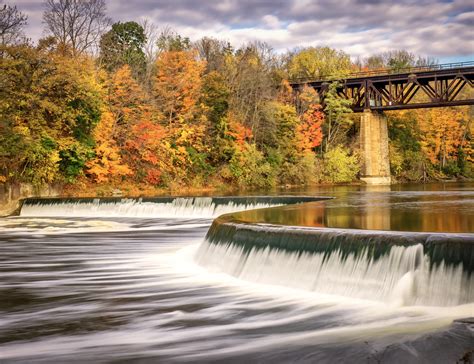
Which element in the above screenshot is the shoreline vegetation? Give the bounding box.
[0,2,473,215]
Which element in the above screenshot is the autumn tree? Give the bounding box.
[387,111,431,181]
[194,36,233,73]
[201,71,231,163]
[295,85,319,115]
[153,49,210,183]
[157,29,191,52]
[86,110,131,182]
[415,107,473,174]
[260,101,321,185]
[298,104,323,152]
[91,64,173,185]
[0,43,102,184]
[364,50,437,72]
[386,107,473,181]
[105,65,148,150]
[225,42,277,143]
[126,113,169,185]
[288,47,352,80]
[323,146,359,183]
[153,50,205,125]
[140,19,161,88]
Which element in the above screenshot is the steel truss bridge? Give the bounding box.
[290,61,474,112]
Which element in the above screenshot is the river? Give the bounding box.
[0,183,473,363]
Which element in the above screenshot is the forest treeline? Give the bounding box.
[1,1,473,193]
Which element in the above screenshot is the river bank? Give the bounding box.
[2,177,472,217]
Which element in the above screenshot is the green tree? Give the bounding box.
[99,21,146,78]
[157,29,191,52]
[323,82,353,151]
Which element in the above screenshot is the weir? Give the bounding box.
[19,194,474,307]
[196,206,474,307]
[19,196,329,218]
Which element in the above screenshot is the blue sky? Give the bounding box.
[11,0,474,62]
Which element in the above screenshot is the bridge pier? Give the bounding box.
[359,110,391,185]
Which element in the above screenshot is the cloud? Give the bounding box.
[13,0,474,60]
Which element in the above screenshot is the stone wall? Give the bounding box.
[0,183,62,216]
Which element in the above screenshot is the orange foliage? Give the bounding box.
[125,116,170,185]
[297,104,324,151]
[87,110,132,182]
[154,50,206,125]
[108,65,147,120]
[225,114,253,151]
[414,107,473,165]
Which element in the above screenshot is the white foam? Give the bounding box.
[20,198,279,218]
[195,241,474,307]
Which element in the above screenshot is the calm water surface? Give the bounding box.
[0,183,473,363]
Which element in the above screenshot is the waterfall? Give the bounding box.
[196,239,473,307]
[196,219,474,307]
[19,196,324,218]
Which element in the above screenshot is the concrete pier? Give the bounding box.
[359,110,391,185]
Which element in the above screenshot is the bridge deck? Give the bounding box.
[290,62,474,111]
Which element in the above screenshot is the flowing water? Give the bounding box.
[0,185,473,363]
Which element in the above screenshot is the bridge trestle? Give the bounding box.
[290,63,474,185]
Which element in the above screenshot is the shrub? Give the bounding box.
[323,146,359,183]
[228,144,275,188]
[278,152,318,185]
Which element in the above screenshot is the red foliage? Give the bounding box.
[145,169,162,184]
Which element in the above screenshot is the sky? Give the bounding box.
[11,0,474,63]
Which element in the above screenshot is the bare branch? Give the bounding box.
[43,0,111,54]
[0,2,28,46]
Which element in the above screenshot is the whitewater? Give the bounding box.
[0,192,473,363]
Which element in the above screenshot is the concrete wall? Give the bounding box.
[359,110,391,185]
[0,183,62,216]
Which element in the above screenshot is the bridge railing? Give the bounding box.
[290,60,474,84]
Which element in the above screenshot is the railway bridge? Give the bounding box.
[290,62,474,184]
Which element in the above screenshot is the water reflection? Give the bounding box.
[234,183,474,233]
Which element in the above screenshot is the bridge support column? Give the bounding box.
[359,110,391,185]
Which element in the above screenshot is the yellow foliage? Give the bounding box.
[414,107,472,165]
[154,50,206,125]
[87,110,132,182]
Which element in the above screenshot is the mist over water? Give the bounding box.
[0,185,473,363]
